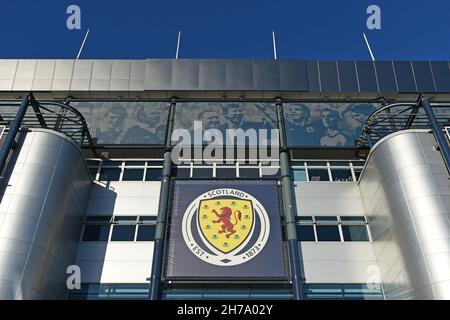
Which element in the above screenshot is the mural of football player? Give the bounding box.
[341,103,374,144]
[320,108,347,147]
[284,103,321,146]
[121,105,165,144]
[94,103,127,144]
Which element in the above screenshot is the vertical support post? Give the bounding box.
[0,94,29,178]
[275,99,303,300]
[421,97,450,174]
[149,99,176,300]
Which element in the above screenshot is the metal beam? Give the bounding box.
[0,94,29,179]
[420,97,450,174]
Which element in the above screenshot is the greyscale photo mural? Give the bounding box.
[283,102,382,147]
[70,101,169,144]
[173,102,277,145]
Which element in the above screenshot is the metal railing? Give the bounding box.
[356,100,450,150]
[0,95,93,147]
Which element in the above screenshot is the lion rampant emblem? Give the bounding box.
[212,207,242,238]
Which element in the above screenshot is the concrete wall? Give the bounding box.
[0,129,91,299]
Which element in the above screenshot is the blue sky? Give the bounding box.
[1,0,449,60]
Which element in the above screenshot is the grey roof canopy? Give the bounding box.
[0,59,449,99]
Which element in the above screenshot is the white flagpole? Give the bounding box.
[176,31,181,59]
[272,31,278,60]
[76,29,90,60]
[363,33,376,62]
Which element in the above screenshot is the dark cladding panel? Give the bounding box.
[374,61,398,93]
[252,60,280,90]
[319,61,340,92]
[279,60,308,91]
[226,60,253,90]
[356,61,378,92]
[144,60,172,90]
[337,61,359,93]
[198,60,227,89]
[412,61,436,92]
[307,60,320,91]
[171,60,199,90]
[430,61,450,92]
[393,61,417,92]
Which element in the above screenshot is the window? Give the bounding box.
[110,225,136,241]
[307,168,330,181]
[82,225,110,241]
[82,215,158,242]
[215,167,237,178]
[340,217,370,241]
[296,225,315,241]
[238,167,260,178]
[293,168,307,182]
[192,166,213,178]
[291,160,365,182]
[315,225,341,241]
[136,216,157,241]
[303,284,383,300]
[82,216,112,241]
[86,159,165,182]
[122,168,144,181]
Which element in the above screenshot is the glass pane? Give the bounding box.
[261,167,279,177]
[315,216,338,224]
[296,225,315,241]
[342,225,369,241]
[139,216,157,223]
[114,216,138,223]
[99,168,121,181]
[293,169,307,181]
[136,225,156,241]
[101,161,122,167]
[306,161,328,166]
[215,167,237,178]
[172,167,191,178]
[110,225,136,241]
[192,167,213,178]
[307,168,329,181]
[122,168,144,181]
[296,216,313,224]
[145,168,162,181]
[331,168,354,182]
[316,225,341,241]
[124,161,146,166]
[86,216,112,223]
[340,216,366,224]
[238,168,260,178]
[82,225,110,241]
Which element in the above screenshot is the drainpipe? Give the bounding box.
[275,99,303,300]
[149,98,176,300]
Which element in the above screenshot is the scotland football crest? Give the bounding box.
[182,188,270,266]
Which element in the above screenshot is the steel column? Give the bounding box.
[0,94,29,179]
[275,99,304,300]
[149,99,176,300]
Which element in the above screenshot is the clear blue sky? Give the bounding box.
[1,0,449,60]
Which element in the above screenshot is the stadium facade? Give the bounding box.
[0,59,449,300]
